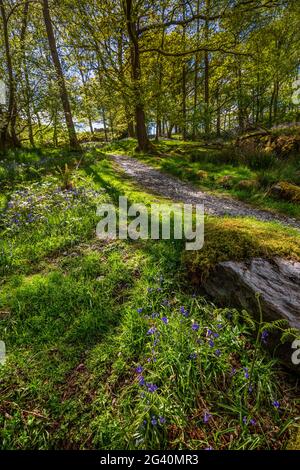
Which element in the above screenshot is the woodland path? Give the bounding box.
[109,153,300,230]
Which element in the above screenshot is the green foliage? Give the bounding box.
[0,148,299,450]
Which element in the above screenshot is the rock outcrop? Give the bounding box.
[201,257,300,371]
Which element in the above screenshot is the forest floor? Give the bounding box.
[108,153,300,230]
[0,147,300,450]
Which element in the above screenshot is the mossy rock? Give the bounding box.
[217,175,235,188]
[196,170,208,180]
[287,427,300,450]
[270,181,300,203]
[236,179,257,190]
[183,216,300,280]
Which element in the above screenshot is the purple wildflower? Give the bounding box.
[161,316,168,324]
[273,400,280,409]
[159,416,166,424]
[261,330,269,344]
[147,383,158,393]
[203,412,212,424]
[147,327,156,335]
[139,375,145,387]
[215,349,221,357]
[209,339,214,348]
[139,376,145,386]
[137,308,143,314]
[189,352,197,360]
[136,365,143,374]
[192,322,199,331]
[151,416,157,426]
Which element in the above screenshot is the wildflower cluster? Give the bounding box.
[1,180,103,232]
[128,280,285,449]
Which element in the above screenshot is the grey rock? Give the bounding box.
[201,257,300,371]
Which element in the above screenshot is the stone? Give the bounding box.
[217,175,234,188]
[270,181,300,203]
[201,257,300,372]
[197,170,208,180]
[236,179,257,190]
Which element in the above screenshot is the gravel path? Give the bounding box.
[109,154,300,230]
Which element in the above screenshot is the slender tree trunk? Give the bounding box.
[181,2,187,140]
[42,0,80,150]
[155,7,165,142]
[102,109,108,142]
[204,0,210,136]
[192,0,200,140]
[53,108,58,146]
[0,0,19,149]
[128,120,135,138]
[123,0,152,152]
[20,1,34,147]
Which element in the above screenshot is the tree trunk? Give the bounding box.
[123,0,152,152]
[21,1,34,147]
[181,2,187,140]
[192,0,200,140]
[102,109,108,141]
[204,0,210,136]
[42,0,80,150]
[0,0,19,149]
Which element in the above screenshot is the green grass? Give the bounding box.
[0,148,299,450]
[104,139,300,219]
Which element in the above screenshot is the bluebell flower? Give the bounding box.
[147,383,158,393]
[189,352,197,360]
[139,376,145,386]
[137,308,143,314]
[159,416,166,424]
[244,367,249,379]
[209,339,214,348]
[180,306,189,317]
[151,417,157,426]
[147,327,156,335]
[261,330,269,344]
[203,412,212,423]
[215,349,221,357]
[273,400,280,409]
[161,316,168,324]
[136,365,143,374]
[192,322,199,331]
[250,418,256,425]
[243,416,247,424]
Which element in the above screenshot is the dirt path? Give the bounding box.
[109,154,300,230]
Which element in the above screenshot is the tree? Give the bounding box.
[42,0,80,150]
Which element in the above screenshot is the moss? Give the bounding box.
[183,216,300,280]
[287,428,300,450]
[197,170,209,179]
